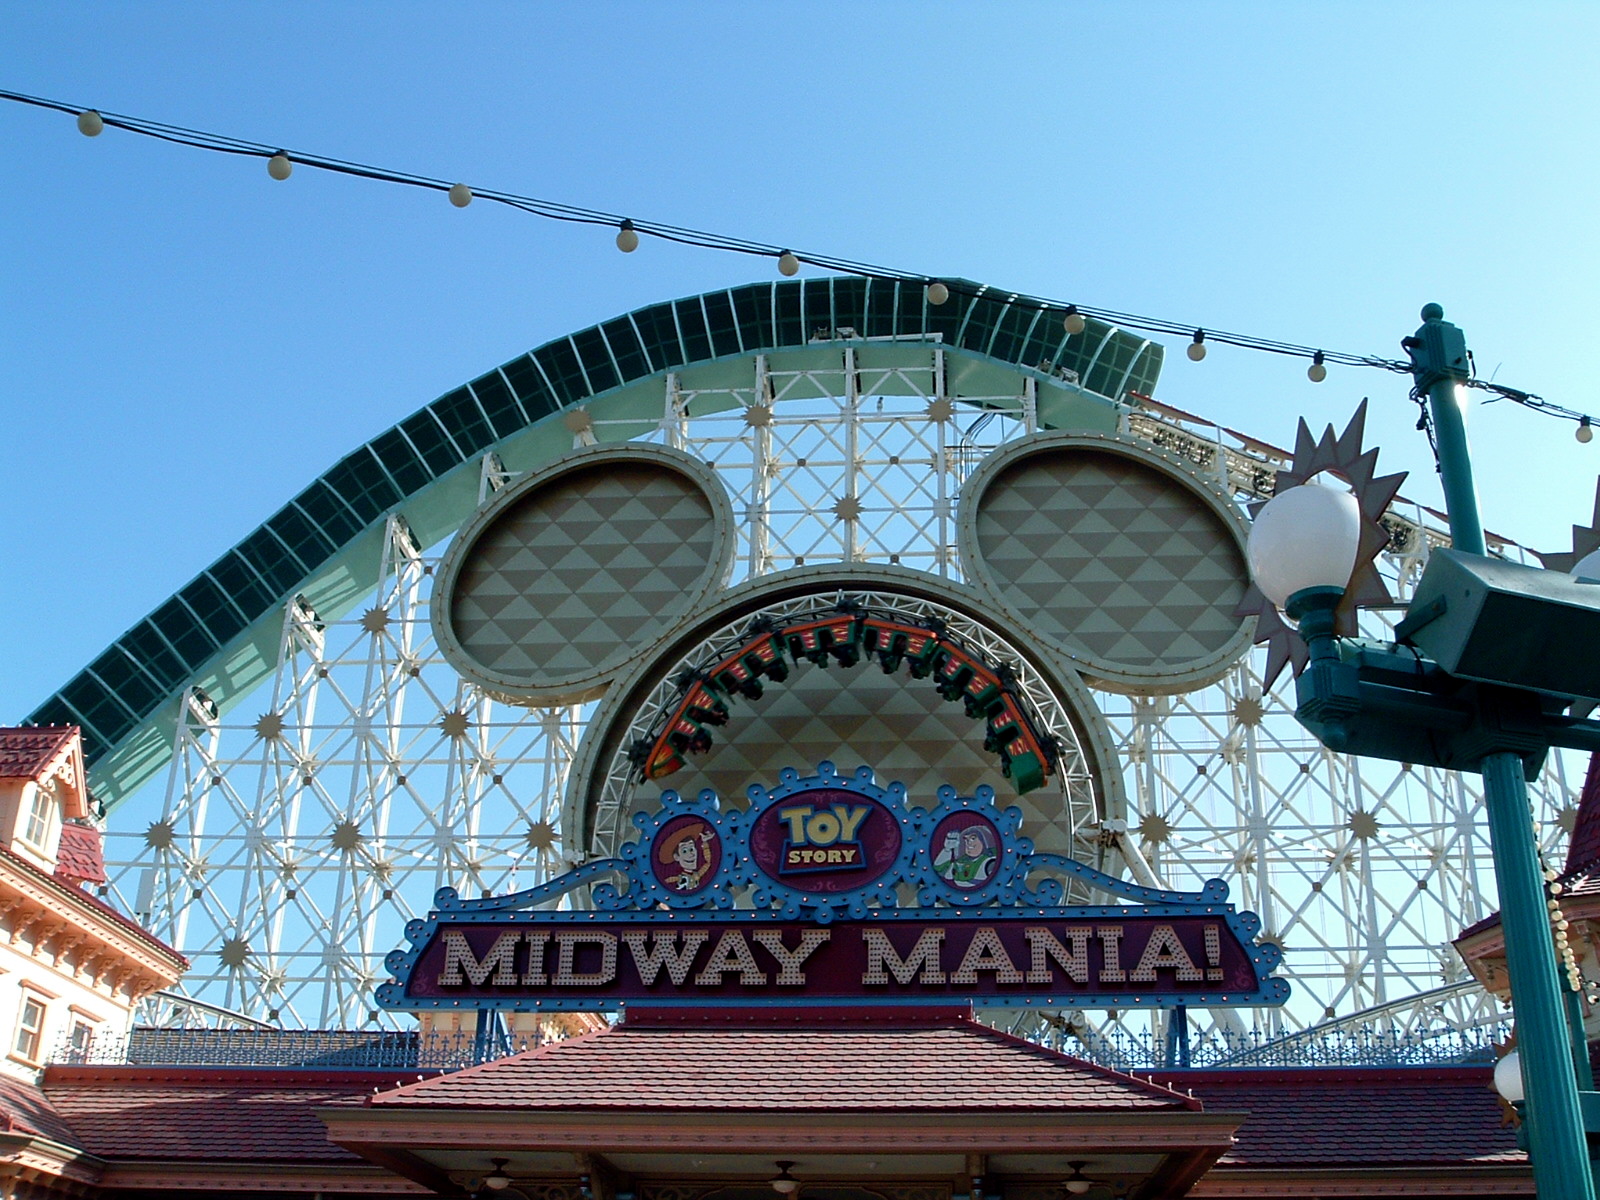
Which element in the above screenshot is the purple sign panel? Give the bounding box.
[400,912,1265,1009]
[748,787,902,893]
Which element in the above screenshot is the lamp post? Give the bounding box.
[1248,306,1600,1200]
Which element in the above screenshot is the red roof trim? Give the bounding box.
[43,1065,452,1089]
[0,841,186,965]
[1150,1065,1495,1085]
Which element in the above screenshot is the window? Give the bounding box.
[68,1020,94,1060]
[13,996,46,1063]
[23,784,54,849]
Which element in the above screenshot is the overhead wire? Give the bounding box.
[1,87,1584,428]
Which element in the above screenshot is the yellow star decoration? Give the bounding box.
[330,820,365,852]
[832,494,864,522]
[1234,401,1406,688]
[1347,810,1381,840]
[253,711,287,741]
[525,821,559,852]
[1138,812,1175,845]
[219,937,251,968]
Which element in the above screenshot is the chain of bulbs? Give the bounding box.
[67,105,1583,421]
[1543,862,1597,1002]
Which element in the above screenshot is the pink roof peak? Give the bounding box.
[0,726,78,782]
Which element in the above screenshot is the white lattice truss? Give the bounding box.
[99,354,1571,1038]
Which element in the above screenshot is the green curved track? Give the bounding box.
[27,277,1162,809]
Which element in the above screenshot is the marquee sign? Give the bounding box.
[378,763,1287,1012]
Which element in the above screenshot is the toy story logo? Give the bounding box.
[379,763,1288,1013]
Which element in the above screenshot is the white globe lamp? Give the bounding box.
[1246,483,1362,613]
[1494,1049,1525,1103]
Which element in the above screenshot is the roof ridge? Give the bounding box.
[368,1023,617,1102]
[954,1016,1201,1109]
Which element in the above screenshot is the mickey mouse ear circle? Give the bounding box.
[432,443,736,705]
[956,433,1255,694]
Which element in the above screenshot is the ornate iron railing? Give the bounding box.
[53,1016,1504,1073]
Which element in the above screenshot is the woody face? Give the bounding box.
[674,837,700,871]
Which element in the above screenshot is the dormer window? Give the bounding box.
[23,782,55,851]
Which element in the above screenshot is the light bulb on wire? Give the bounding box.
[926,281,949,305]
[1187,330,1207,361]
[1063,306,1086,336]
[448,183,473,208]
[1308,351,1327,383]
[1578,417,1594,444]
[777,251,800,277]
[267,152,292,181]
[76,109,103,137]
[616,220,640,253]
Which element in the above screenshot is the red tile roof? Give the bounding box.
[369,1008,1198,1112]
[1152,1067,1522,1167]
[0,727,76,781]
[0,1072,81,1148]
[1568,751,1600,876]
[1459,749,1600,941]
[42,1068,393,1162]
[55,821,107,886]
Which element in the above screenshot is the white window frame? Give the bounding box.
[12,992,47,1065]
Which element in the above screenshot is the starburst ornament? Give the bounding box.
[1534,478,1600,576]
[1235,401,1406,688]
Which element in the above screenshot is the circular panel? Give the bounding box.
[930,811,1001,892]
[959,433,1253,694]
[434,444,734,704]
[651,815,722,895]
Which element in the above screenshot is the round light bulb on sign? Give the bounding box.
[1494,1049,1524,1103]
[1246,483,1362,609]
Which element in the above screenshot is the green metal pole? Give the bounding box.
[1414,303,1487,557]
[1482,751,1594,1200]
[1409,305,1590,1196]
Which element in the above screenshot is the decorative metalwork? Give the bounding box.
[88,355,1577,1046]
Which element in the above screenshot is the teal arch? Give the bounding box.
[27,277,1162,808]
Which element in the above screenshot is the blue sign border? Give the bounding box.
[378,762,1287,1012]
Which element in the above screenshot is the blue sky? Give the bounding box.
[3,2,1598,722]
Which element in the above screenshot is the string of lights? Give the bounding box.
[4,87,1590,438]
